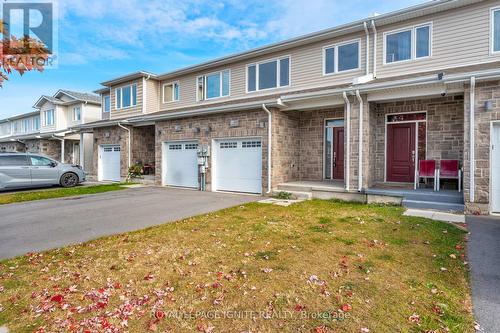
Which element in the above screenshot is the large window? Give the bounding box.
[247,56,290,92]
[0,123,10,136]
[103,95,110,113]
[73,106,81,121]
[23,119,31,132]
[33,116,40,131]
[196,70,230,101]
[163,81,180,103]
[43,109,55,126]
[324,40,360,75]
[492,8,500,53]
[385,23,431,64]
[115,83,137,109]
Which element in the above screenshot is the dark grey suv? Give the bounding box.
[0,152,86,190]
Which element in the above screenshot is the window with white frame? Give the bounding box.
[247,56,290,92]
[492,8,500,53]
[73,106,81,121]
[385,23,431,64]
[0,123,10,136]
[43,109,55,126]
[115,83,137,109]
[196,70,230,101]
[324,40,360,74]
[22,118,31,132]
[33,116,40,130]
[163,82,180,103]
[103,95,110,113]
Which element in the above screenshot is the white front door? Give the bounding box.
[99,145,121,182]
[214,138,262,194]
[492,123,500,213]
[164,141,199,188]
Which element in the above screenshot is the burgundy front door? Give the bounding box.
[387,123,416,182]
[333,127,344,180]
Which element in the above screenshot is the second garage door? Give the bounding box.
[214,138,262,194]
[164,141,199,188]
[98,145,121,182]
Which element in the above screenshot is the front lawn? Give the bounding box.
[0,200,473,332]
[0,183,130,205]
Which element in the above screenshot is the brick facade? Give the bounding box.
[155,109,269,192]
[92,126,130,178]
[463,80,500,214]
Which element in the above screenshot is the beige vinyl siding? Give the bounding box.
[40,103,56,133]
[376,0,500,78]
[145,79,160,114]
[158,31,366,112]
[110,79,143,119]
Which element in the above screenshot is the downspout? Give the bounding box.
[343,92,351,191]
[118,122,132,169]
[355,90,363,192]
[51,135,65,163]
[262,104,272,194]
[371,20,377,78]
[363,22,370,76]
[469,77,476,203]
[143,75,151,114]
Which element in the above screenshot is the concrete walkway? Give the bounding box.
[467,215,500,332]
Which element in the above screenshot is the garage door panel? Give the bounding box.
[214,139,262,194]
[99,145,121,182]
[164,141,198,188]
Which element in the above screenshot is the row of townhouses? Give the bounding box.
[2,0,500,215]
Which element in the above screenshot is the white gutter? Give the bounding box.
[118,122,132,169]
[469,76,475,203]
[363,22,370,76]
[343,92,351,191]
[261,104,272,194]
[355,90,363,192]
[371,20,377,78]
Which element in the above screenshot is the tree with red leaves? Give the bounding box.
[0,19,50,87]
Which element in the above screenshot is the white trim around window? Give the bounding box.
[196,69,231,101]
[43,109,55,126]
[246,55,291,93]
[383,22,433,65]
[322,38,361,76]
[162,81,180,104]
[491,6,500,54]
[102,95,111,113]
[115,83,138,110]
[73,106,82,121]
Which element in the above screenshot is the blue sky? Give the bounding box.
[0,0,427,118]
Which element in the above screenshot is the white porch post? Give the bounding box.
[61,139,65,163]
[80,132,85,169]
[343,92,351,191]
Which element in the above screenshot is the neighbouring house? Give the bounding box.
[74,0,500,215]
[0,90,101,170]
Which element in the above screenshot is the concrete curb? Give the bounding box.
[404,208,466,223]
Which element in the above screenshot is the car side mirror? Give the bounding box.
[49,162,57,167]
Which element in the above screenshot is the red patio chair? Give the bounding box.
[415,160,438,191]
[438,160,461,192]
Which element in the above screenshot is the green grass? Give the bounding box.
[0,183,130,205]
[0,200,474,332]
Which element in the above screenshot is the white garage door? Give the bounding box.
[99,145,121,182]
[492,124,500,213]
[214,138,262,194]
[164,141,199,188]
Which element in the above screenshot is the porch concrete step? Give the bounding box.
[367,189,464,204]
[272,189,313,200]
[277,184,313,192]
[402,199,465,213]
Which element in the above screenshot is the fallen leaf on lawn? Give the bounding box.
[361,328,370,333]
[409,313,420,324]
[449,254,457,259]
[261,268,273,274]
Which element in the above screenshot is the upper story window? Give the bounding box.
[33,116,40,130]
[103,95,110,113]
[196,70,230,101]
[13,120,20,133]
[163,81,180,103]
[43,109,55,126]
[0,123,10,136]
[247,56,290,92]
[22,119,31,132]
[323,40,360,75]
[492,8,500,53]
[115,83,137,109]
[384,23,431,64]
[73,106,81,121]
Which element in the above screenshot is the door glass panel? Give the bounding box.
[326,119,344,127]
[418,122,426,163]
[324,127,333,179]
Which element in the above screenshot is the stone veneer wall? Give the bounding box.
[371,96,464,185]
[272,111,300,185]
[463,80,500,214]
[132,126,155,167]
[155,109,269,192]
[0,141,26,152]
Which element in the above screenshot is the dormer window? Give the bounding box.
[73,106,81,121]
[116,83,137,109]
[43,109,55,126]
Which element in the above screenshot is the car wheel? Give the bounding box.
[60,172,79,188]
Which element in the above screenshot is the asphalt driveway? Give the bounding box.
[467,215,500,332]
[0,187,260,260]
